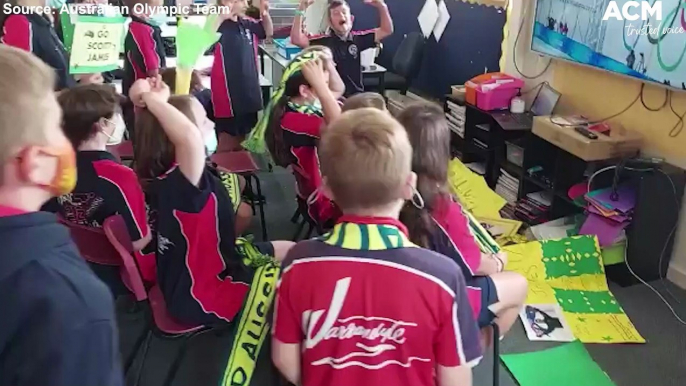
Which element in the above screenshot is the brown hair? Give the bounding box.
[342,92,387,112]
[265,72,310,168]
[319,108,412,211]
[57,84,121,149]
[396,101,451,247]
[160,67,205,94]
[134,95,196,184]
[328,0,349,15]
[0,45,54,169]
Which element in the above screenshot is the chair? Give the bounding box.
[107,140,134,162]
[211,151,268,240]
[291,196,325,241]
[491,322,500,386]
[364,32,426,95]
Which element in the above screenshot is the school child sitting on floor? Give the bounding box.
[272,108,482,386]
[129,76,294,328]
[397,101,528,347]
[0,45,122,386]
[210,0,273,151]
[42,84,154,287]
[341,91,387,112]
[262,50,342,228]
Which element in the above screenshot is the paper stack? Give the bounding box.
[495,169,519,204]
[514,191,552,225]
[447,158,506,218]
[579,184,635,247]
[446,100,465,138]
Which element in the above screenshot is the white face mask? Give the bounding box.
[103,114,126,145]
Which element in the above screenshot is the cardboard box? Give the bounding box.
[532,116,643,161]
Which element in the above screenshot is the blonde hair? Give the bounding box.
[319,108,412,211]
[0,46,55,166]
[342,92,387,112]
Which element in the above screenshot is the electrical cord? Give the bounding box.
[512,0,552,80]
[669,91,686,138]
[586,164,686,324]
[550,87,641,127]
[639,83,669,112]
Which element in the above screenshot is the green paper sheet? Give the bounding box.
[501,342,615,386]
[175,21,220,69]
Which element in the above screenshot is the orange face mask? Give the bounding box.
[37,145,77,196]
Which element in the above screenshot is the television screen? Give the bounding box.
[531,0,686,91]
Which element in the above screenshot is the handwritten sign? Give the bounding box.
[67,16,126,74]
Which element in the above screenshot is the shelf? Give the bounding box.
[500,160,523,178]
[523,175,554,191]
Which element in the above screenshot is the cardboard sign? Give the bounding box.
[67,16,126,74]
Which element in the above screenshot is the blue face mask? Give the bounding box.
[205,132,218,156]
[149,12,168,27]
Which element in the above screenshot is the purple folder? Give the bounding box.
[585,185,636,214]
[579,213,629,247]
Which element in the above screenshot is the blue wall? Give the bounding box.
[349,0,506,97]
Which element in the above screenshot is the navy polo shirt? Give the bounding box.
[211,17,265,118]
[1,13,75,90]
[0,209,123,386]
[310,30,376,97]
[123,16,166,96]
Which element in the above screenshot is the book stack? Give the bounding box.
[495,169,519,204]
[446,100,466,138]
[514,191,553,225]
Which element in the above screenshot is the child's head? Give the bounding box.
[160,67,205,94]
[0,46,76,208]
[319,108,415,216]
[328,0,352,35]
[218,0,248,15]
[57,84,125,149]
[134,95,215,181]
[342,92,387,112]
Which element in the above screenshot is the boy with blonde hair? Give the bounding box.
[272,108,482,386]
[341,91,387,112]
[0,46,122,386]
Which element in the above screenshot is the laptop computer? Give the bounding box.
[492,83,561,130]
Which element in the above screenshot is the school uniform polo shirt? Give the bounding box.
[310,30,376,97]
[147,166,252,326]
[273,216,482,386]
[211,17,266,119]
[123,16,166,96]
[0,208,122,386]
[1,13,75,90]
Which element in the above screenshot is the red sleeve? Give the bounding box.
[281,111,324,138]
[93,161,150,241]
[273,267,303,343]
[1,15,33,52]
[434,274,483,367]
[433,197,482,275]
[128,22,160,74]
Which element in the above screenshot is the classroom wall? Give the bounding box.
[348,0,506,97]
[504,0,686,289]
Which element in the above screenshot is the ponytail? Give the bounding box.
[265,94,292,168]
[399,175,447,248]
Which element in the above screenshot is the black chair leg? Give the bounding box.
[252,175,268,240]
[292,218,306,241]
[492,323,500,386]
[290,208,300,223]
[132,330,153,386]
[305,222,314,239]
[162,335,193,386]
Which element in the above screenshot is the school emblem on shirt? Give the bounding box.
[303,277,430,369]
[348,44,358,58]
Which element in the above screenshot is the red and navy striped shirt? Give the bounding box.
[123,16,166,96]
[274,216,482,386]
[211,17,265,119]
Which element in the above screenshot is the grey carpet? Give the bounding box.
[118,167,686,386]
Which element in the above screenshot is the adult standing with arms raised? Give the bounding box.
[290,0,393,98]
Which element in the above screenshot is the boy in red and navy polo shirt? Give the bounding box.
[211,0,273,150]
[43,84,153,287]
[273,109,481,386]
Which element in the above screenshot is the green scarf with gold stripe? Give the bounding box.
[242,51,324,154]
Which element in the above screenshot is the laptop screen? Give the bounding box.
[531,84,561,116]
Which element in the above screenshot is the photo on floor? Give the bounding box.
[520,303,575,342]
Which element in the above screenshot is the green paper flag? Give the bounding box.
[66,15,127,74]
[501,342,615,386]
[174,19,220,94]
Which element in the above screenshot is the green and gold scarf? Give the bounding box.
[242,51,324,154]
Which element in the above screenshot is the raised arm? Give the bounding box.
[260,0,274,39]
[324,55,345,99]
[130,77,206,187]
[366,0,393,42]
[290,0,313,48]
[302,60,341,124]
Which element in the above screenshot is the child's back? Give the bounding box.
[122,0,167,96]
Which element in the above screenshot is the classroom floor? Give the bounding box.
[118,167,686,386]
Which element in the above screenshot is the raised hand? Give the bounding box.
[301,59,327,89]
[147,75,171,103]
[298,0,314,11]
[129,78,152,108]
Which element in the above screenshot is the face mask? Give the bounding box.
[149,12,168,27]
[37,145,77,196]
[103,114,126,145]
[205,132,218,156]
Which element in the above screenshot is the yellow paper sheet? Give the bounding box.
[447,158,506,218]
[504,236,645,343]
